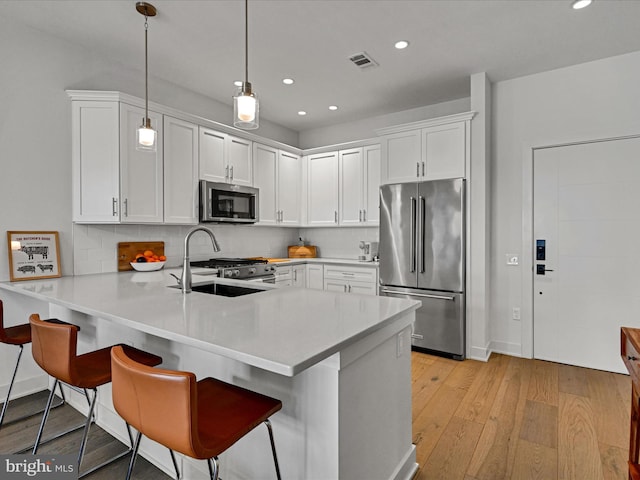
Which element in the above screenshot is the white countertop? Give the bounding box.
[0,269,416,377]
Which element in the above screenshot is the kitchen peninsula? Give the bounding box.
[0,269,419,480]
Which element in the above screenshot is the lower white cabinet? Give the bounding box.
[292,265,306,288]
[306,264,324,290]
[275,265,292,286]
[323,265,378,296]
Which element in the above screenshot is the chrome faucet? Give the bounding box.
[177,226,220,293]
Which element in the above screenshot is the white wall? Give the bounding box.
[299,98,470,149]
[491,50,640,356]
[0,17,297,283]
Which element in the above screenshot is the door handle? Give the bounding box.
[380,288,455,301]
[230,166,234,181]
[536,264,555,275]
[123,198,128,217]
[418,195,425,273]
[416,162,420,178]
[112,197,118,216]
[410,197,416,273]
[363,209,366,222]
[359,210,363,222]
[225,165,229,180]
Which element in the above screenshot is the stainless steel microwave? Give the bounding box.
[199,181,259,223]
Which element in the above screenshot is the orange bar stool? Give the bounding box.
[29,314,162,477]
[111,345,283,480]
[0,300,64,429]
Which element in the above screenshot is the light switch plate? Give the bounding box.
[506,254,519,266]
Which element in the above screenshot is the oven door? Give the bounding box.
[200,181,259,223]
[245,275,276,284]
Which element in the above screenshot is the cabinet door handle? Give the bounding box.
[225,165,229,180]
[343,284,347,292]
[124,198,128,217]
[629,355,638,361]
[280,210,283,222]
[359,210,363,222]
[335,211,338,223]
[363,209,366,222]
[422,162,425,177]
[416,162,420,178]
[342,272,355,277]
[230,165,234,181]
[348,285,352,293]
[112,197,118,216]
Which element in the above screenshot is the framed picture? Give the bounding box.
[7,231,62,281]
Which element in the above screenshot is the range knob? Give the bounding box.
[224,270,233,277]
[233,269,240,277]
[248,267,256,275]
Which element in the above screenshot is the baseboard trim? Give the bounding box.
[489,340,522,357]
[389,444,418,480]
[469,345,491,362]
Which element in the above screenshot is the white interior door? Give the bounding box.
[533,136,640,373]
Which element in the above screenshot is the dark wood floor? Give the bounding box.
[0,391,172,479]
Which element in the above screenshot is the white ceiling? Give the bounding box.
[2,0,639,132]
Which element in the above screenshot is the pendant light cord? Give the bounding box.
[244,0,249,85]
[144,14,149,124]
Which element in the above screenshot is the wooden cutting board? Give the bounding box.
[117,241,165,271]
[288,245,317,258]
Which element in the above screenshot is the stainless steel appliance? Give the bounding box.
[199,181,259,223]
[378,178,465,359]
[190,258,276,283]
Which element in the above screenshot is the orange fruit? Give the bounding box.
[158,255,166,261]
[135,253,144,259]
[144,250,154,257]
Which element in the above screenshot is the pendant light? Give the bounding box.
[136,2,157,151]
[233,0,259,130]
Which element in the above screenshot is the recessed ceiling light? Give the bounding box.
[298,111,307,116]
[395,40,409,49]
[233,80,243,87]
[329,105,338,111]
[572,0,592,9]
[282,78,294,85]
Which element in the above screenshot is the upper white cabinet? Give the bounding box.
[338,145,380,226]
[199,127,253,186]
[307,151,339,226]
[378,112,474,184]
[253,143,300,226]
[71,98,165,224]
[308,144,380,227]
[164,116,198,224]
[119,104,164,223]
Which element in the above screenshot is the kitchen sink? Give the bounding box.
[170,282,264,297]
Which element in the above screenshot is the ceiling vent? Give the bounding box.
[349,52,378,69]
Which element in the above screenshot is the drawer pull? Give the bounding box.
[629,355,638,361]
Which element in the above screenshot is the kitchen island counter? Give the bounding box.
[0,270,415,376]
[0,271,418,480]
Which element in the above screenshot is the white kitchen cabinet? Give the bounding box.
[338,145,380,226]
[199,127,253,186]
[323,265,378,296]
[307,151,339,226]
[163,116,198,224]
[71,99,164,223]
[274,265,293,286]
[378,112,474,185]
[253,143,300,226]
[292,265,306,288]
[306,264,324,290]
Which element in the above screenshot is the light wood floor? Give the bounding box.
[0,353,631,480]
[412,351,631,480]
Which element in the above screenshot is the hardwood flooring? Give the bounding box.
[412,351,631,480]
[0,391,171,479]
[0,353,631,480]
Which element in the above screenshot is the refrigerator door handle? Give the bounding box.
[380,288,456,301]
[418,195,425,273]
[410,197,416,272]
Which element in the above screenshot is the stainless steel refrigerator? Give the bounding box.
[378,178,465,359]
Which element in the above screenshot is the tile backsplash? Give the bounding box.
[72,224,379,275]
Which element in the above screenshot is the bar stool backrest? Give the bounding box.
[111,345,201,458]
[29,314,78,386]
[0,300,11,343]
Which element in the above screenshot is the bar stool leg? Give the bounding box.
[169,449,180,479]
[32,379,60,454]
[265,419,282,480]
[0,345,24,428]
[125,431,142,480]
[77,388,98,471]
[207,457,219,480]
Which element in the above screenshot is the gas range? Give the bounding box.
[189,257,276,281]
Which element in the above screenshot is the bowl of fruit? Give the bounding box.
[130,250,167,271]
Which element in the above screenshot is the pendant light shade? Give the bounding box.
[233,0,259,130]
[136,2,157,151]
